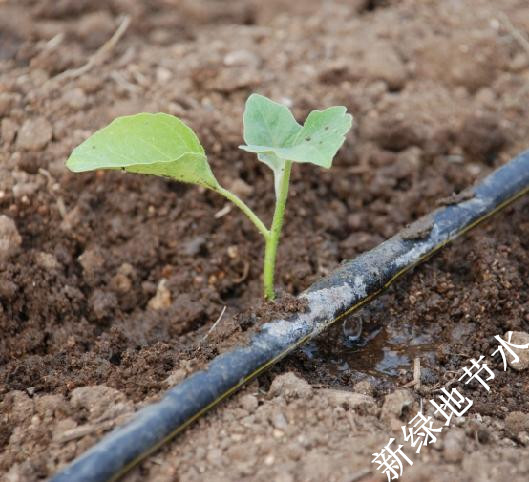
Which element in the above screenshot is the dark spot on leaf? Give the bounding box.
[305,137,311,142]
[325,126,329,131]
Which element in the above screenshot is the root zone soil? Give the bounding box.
[1,1,529,481]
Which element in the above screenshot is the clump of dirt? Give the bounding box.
[203,293,310,352]
[1,0,529,480]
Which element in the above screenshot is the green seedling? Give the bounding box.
[67,94,352,300]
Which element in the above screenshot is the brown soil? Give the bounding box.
[1,0,529,481]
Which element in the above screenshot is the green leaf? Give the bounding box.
[66,113,219,189]
[239,94,352,169]
[240,94,302,154]
[238,94,298,196]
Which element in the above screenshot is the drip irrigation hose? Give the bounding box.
[52,151,529,482]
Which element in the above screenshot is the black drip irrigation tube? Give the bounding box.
[52,151,529,482]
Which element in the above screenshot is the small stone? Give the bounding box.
[268,372,313,401]
[381,389,414,422]
[240,394,259,412]
[227,245,239,259]
[35,251,61,271]
[0,215,22,262]
[443,428,466,463]
[16,117,53,151]
[148,279,171,310]
[503,331,529,370]
[263,454,275,466]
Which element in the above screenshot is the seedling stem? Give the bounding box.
[263,160,292,300]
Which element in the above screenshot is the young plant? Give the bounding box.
[66,94,352,300]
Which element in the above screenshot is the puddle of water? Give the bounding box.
[302,295,441,382]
